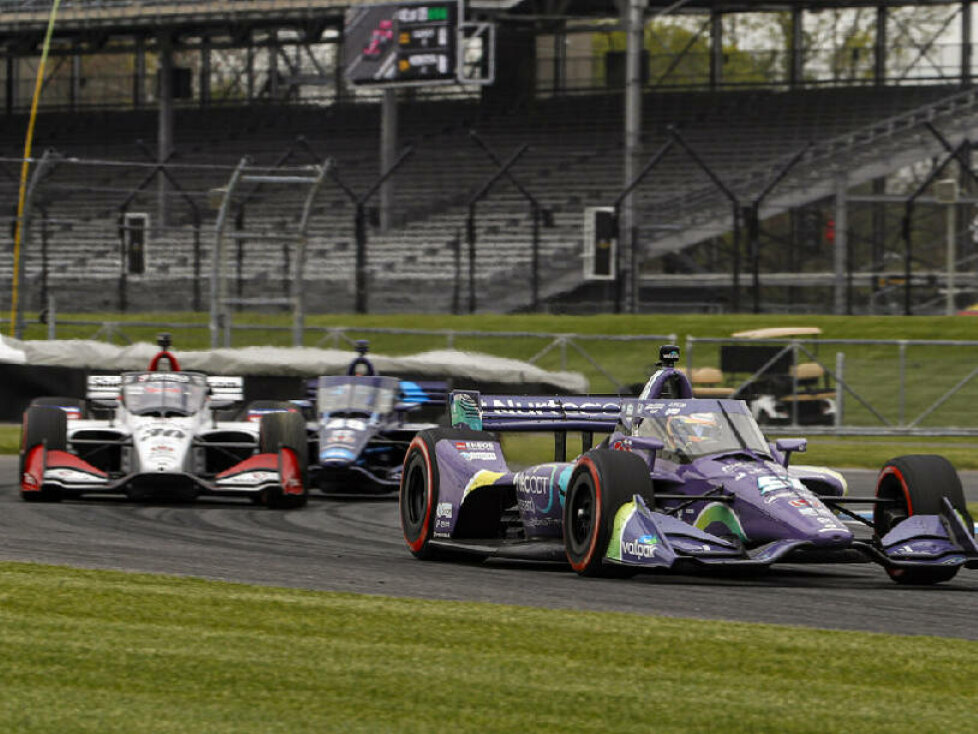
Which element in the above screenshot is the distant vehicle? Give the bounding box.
[400,345,978,585]
[19,334,308,508]
[266,341,446,495]
[723,326,836,425]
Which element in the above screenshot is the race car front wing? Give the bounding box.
[21,443,303,498]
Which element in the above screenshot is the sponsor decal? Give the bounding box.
[789,498,811,508]
[436,502,453,520]
[21,472,38,488]
[218,471,278,486]
[526,517,561,529]
[483,397,620,416]
[136,373,189,383]
[514,464,570,514]
[798,507,817,516]
[141,427,186,439]
[757,475,792,495]
[46,468,105,483]
[763,491,795,504]
[623,534,659,559]
[516,472,550,496]
[453,441,497,461]
[330,430,356,444]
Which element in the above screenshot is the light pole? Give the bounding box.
[934,178,959,316]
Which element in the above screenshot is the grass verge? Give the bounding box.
[1,561,977,734]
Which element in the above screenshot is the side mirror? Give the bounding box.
[775,438,807,467]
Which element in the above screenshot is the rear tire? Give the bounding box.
[875,454,971,585]
[400,429,458,560]
[260,411,309,509]
[20,406,68,503]
[563,449,654,577]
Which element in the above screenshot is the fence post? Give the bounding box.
[898,341,907,427]
[834,351,844,427]
[47,294,56,340]
[790,340,799,426]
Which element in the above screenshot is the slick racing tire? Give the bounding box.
[260,411,309,509]
[400,427,495,560]
[20,406,68,503]
[563,449,654,577]
[874,454,972,585]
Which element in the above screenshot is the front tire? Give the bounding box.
[260,411,309,509]
[20,406,68,503]
[875,454,972,585]
[563,449,654,577]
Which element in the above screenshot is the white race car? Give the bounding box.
[19,337,308,508]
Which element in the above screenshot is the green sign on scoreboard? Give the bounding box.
[344,1,460,87]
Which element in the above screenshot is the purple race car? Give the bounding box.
[399,345,978,585]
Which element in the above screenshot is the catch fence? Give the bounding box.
[19,314,978,436]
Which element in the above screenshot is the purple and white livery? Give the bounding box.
[400,345,978,585]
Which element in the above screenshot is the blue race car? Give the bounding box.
[399,345,978,585]
[263,341,445,495]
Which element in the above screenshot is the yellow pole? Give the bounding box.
[10,0,63,337]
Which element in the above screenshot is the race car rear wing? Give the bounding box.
[85,374,245,403]
[450,390,623,462]
[450,390,622,432]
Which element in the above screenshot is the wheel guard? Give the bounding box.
[865,497,978,570]
[604,495,811,569]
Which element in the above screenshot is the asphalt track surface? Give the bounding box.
[1,457,977,640]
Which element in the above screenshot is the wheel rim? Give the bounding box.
[569,477,595,552]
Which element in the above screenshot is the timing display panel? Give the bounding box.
[344,1,459,87]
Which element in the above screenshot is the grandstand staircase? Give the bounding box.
[621,88,978,300]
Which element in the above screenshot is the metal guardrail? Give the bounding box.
[686,335,978,436]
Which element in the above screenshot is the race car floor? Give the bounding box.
[1,457,976,640]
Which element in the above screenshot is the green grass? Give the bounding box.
[1,561,977,734]
[22,310,978,427]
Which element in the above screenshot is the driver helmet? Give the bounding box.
[667,412,722,446]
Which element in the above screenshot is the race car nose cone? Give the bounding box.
[320,448,355,466]
[811,528,853,548]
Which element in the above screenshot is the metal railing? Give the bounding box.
[21,311,978,436]
[686,335,978,436]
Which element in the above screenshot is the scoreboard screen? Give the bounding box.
[344,1,459,87]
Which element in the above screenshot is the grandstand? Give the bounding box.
[1,0,977,315]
